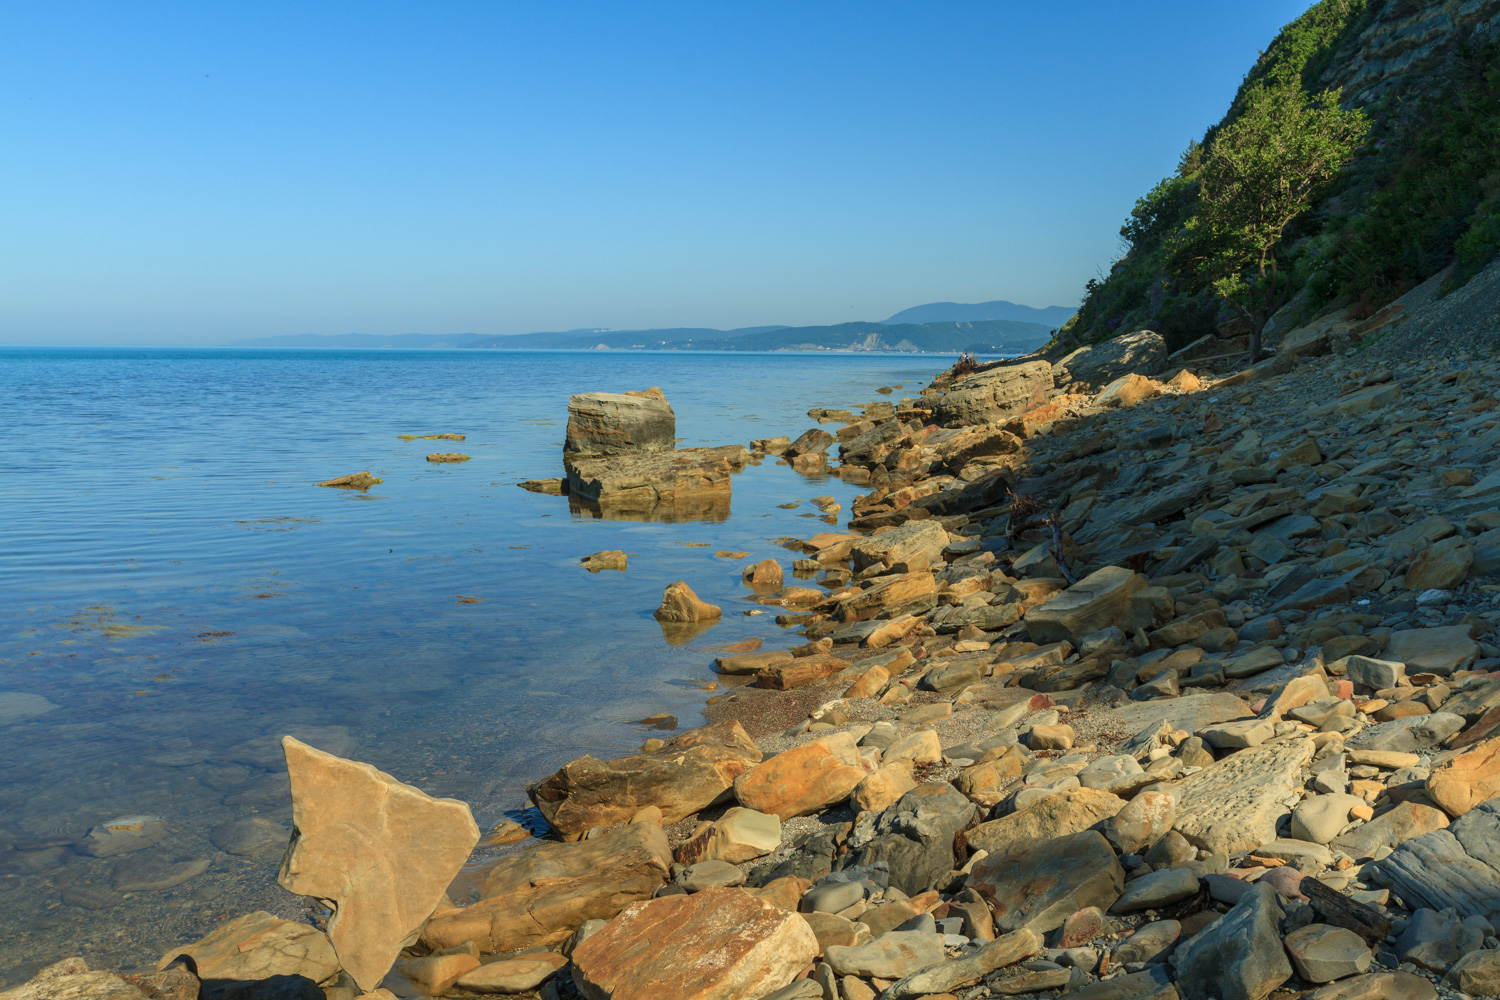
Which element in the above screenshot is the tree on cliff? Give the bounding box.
[1179,85,1369,360]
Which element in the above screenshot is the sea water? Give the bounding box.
[0,346,938,979]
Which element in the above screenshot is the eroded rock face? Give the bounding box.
[423,819,671,954]
[564,390,675,459]
[1059,330,1167,385]
[156,910,338,985]
[570,887,817,1000]
[276,737,480,992]
[529,721,762,840]
[931,360,1053,427]
[1172,737,1314,855]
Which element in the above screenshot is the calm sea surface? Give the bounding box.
[0,347,939,981]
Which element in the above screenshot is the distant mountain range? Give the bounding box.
[228,300,1071,354]
[883,299,1075,327]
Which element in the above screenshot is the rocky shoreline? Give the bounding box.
[11,311,1500,1000]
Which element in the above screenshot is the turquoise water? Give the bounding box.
[0,347,938,980]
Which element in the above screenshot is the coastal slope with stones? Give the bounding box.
[12,297,1500,1000]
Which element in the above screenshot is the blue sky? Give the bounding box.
[1,1,1315,345]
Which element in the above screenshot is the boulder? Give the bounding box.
[397,954,480,995]
[1446,948,1500,995]
[874,928,1040,1000]
[966,787,1125,856]
[1171,882,1289,1000]
[823,931,945,979]
[932,360,1053,427]
[1172,737,1314,855]
[1024,566,1149,645]
[455,956,566,994]
[157,910,338,985]
[1330,801,1451,860]
[1367,800,1500,919]
[564,390,674,459]
[277,737,480,992]
[529,721,761,840]
[848,520,950,573]
[1110,867,1201,913]
[1107,790,1175,854]
[1061,330,1168,385]
[1303,973,1437,1000]
[1426,735,1500,817]
[1404,536,1472,590]
[1284,924,1374,983]
[734,736,867,820]
[565,449,733,508]
[422,819,671,953]
[742,560,783,588]
[708,807,781,863]
[570,888,817,1000]
[836,782,978,895]
[654,581,722,623]
[969,831,1123,934]
[785,428,835,457]
[1383,626,1478,676]
[581,550,628,572]
[1096,373,1163,408]
[852,766,918,813]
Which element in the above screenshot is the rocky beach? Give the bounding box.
[15,257,1500,1000]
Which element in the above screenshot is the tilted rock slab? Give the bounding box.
[1024,566,1149,645]
[931,359,1053,427]
[277,737,480,992]
[422,818,671,953]
[968,830,1123,934]
[1369,799,1500,919]
[570,887,817,1000]
[1172,736,1314,855]
[156,909,339,985]
[529,721,761,840]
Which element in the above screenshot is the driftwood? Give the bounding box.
[1302,876,1392,946]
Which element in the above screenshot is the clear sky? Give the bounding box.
[2,1,1316,345]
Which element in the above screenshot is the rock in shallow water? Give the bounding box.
[276,736,480,992]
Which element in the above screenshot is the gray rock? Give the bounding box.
[1344,712,1463,752]
[1397,908,1484,972]
[1110,868,1200,914]
[823,930,945,979]
[1284,923,1373,983]
[1111,919,1181,966]
[1049,965,1175,1000]
[1061,330,1167,385]
[1171,882,1290,1000]
[969,831,1123,935]
[836,782,977,896]
[1342,655,1405,691]
[1172,737,1314,856]
[676,859,745,891]
[801,879,866,913]
[932,360,1053,427]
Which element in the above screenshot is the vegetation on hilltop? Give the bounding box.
[1067,0,1500,354]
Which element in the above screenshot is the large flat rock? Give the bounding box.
[565,448,734,507]
[969,830,1123,934]
[1172,737,1314,856]
[1105,692,1254,734]
[277,737,480,992]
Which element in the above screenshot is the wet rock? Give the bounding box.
[277,737,480,991]
[1171,738,1315,855]
[581,550,628,572]
[316,472,381,490]
[530,721,762,839]
[654,581,722,623]
[0,958,152,1000]
[1283,923,1373,983]
[111,854,211,891]
[157,910,339,985]
[969,831,1123,934]
[78,815,167,858]
[734,735,867,820]
[570,887,817,1000]
[208,818,288,858]
[1170,882,1288,1000]
[424,818,671,953]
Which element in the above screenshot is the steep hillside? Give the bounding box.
[1066,0,1500,354]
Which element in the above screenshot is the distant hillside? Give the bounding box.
[884,299,1074,328]
[229,319,1052,354]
